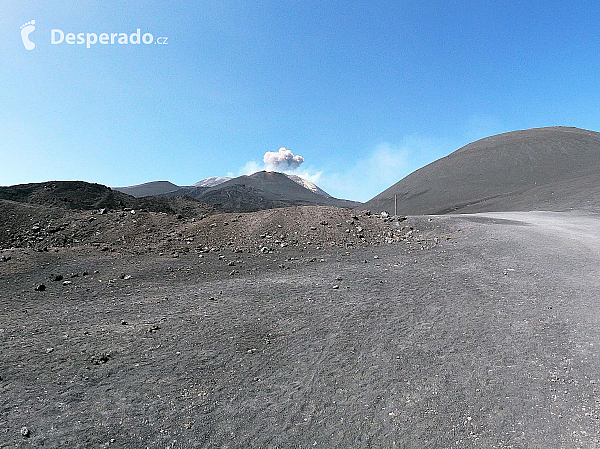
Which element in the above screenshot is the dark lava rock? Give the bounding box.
[90,353,110,365]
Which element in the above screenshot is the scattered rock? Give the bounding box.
[52,274,64,282]
[99,208,107,215]
[35,284,46,292]
[62,280,72,286]
[332,284,339,289]
[20,426,30,437]
[90,353,110,365]
[45,347,54,354]
[1,255,11,262]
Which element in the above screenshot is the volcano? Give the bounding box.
[364,126,600,214]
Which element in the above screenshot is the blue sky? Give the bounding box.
[2,1,600,201]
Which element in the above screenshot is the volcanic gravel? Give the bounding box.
[1,208,599,448]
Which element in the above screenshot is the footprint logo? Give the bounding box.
[20,20,36,50]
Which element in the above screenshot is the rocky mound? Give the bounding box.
[0,199,435,255]
[180,206,413,252]
[364,126,600,214]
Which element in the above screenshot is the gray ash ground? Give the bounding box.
[1,206,600,448]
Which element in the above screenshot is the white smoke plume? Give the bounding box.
[263,147,304,172]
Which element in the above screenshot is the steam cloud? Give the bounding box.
[263,147,304,172]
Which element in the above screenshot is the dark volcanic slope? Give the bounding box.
[0,181,214,217]
[364,126,600,214]
[0,181,136,210]
[168,171,360,212]
[113,181,181,198]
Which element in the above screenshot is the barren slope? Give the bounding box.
[113,181,181,198]
[364,127,600,214]
[1,211,599,447]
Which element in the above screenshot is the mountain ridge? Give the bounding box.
[114,171,356,212]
